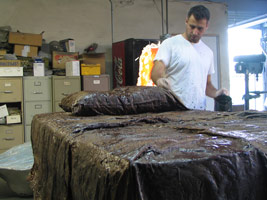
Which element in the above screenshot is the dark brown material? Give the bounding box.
[30,110,267,200]
[59,86,188,116]
[214,94,232,111]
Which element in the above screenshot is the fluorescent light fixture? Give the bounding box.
[229,14,267,30]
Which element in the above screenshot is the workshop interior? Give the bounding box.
[0,0,267,199]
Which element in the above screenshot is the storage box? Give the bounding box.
[0,67,23,76]
[81,63,100,75]
[52,51,79,69]
[14,45,38,57]
[60,39,75,52]
[33,62,45,76]
[82,74,110,91]
[0,105,8,118]
[66,60,80,76]
[79,53,105,74]
[6,114,21,124]
[0,60,21,67]
[9,32,42,46]
[0,49,7,55]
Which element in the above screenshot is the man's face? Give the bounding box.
[185,15,208,43]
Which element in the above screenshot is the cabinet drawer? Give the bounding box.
[53,76,81,101]
[0,124,24,150]
[53,100,64,112]
[0,78,22,102]
[24,101,52,125]
[82,75,110,92]
[24,77,52,101]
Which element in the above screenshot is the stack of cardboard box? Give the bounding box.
[8,32,42,58]
[79,53,110,91]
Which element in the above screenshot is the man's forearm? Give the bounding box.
[151,60,166,84]
[206,83,217,98]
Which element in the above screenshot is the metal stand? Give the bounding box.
[244,70,250,110]
[234,54,266,111]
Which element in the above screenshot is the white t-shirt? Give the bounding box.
[154,34,215,110]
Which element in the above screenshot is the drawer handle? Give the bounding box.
[5,130,13,134]
[3,137,15,141]
[35,104,43,109]
[34,81,41,86]
[4,90,13,94]
[62,93,69,96]
[33,91,43,94]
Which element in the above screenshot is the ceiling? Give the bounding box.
[175,0,267,25]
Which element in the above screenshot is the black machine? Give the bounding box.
[234,54,266,110]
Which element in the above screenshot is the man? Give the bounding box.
[151,5,228,110]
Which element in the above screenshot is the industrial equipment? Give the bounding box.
[234,54,266,110]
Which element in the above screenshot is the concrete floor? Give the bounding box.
[0,178,33,200]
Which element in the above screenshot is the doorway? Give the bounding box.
[228,27,264,110]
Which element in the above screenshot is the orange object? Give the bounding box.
[137,43,159,86]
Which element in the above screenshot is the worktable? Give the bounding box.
[30,110,267,200]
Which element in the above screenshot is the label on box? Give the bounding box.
[93,80,101,85]
[0,60,21,67]
[0,105,9,118]
[22,45,30,57]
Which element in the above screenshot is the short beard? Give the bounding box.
[188,34,200,43]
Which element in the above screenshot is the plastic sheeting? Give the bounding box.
[30,110,267,200]
[0,142,33,196]
[59,86,188,116]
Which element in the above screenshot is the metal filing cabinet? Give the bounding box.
[82,75,110,92]
[52,76,81,112]
[23,76,52,142]
[0,77,24,153]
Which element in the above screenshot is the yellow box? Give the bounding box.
[81,63,101,75]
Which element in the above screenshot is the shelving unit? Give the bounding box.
[0,77,24,153]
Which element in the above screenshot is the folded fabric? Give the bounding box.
[59,86,188,116]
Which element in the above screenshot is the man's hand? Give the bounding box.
[215,88,229,97]
[156,78,171,90]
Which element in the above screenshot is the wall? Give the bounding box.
[0,0,229,90]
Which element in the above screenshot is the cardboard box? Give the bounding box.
[52,51,79,69]
[66,60,80,76]
[6,114,21,124]
[33,62,45,76]
[0,60,21,67]
[79,53,105,74]
[9,32,42,46]
[60,39,75,52]
[14,44,38,57]
[0,49,6,55]
[0,105,8,118]
[81,63,100,75]
[0,67,23,76]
